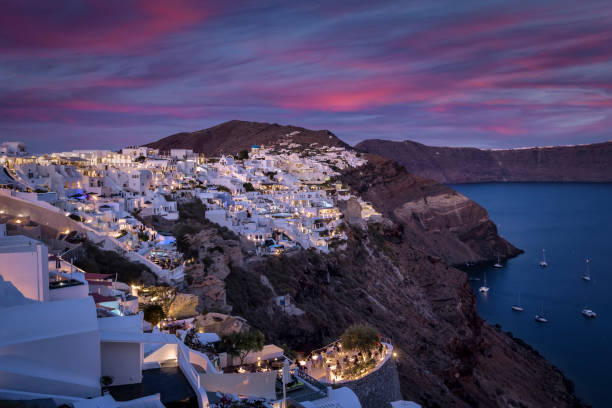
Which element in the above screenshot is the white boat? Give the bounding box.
[511,293,524,312]
[534,303,548,323]
[493,255,503,268]
[478,273,489,293]
[582,258,591,281]
[539,249,548,267]
[582,309,597,318]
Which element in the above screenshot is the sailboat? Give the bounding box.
[478,272,489,293]
[534,303,548,323]
[511,293,524,312]
[582,308,597,318]
[493,255,503,268]
[539,249,548,267]
[582,258,591,281]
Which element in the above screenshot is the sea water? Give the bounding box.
[452,183,612,407]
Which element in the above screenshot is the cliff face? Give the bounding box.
[356,139,612,183]
[145,120,349,155]
[221,159,578,408]
[341,155,521,265]
[226,210,580,408]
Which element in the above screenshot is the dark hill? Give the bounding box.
[356,139,612,183]
[146,120,349,155]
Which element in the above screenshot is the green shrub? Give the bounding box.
[340,324,379,354]
[143,304,165,326]
[219,330,265,366]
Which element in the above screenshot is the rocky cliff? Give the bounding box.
[226,208,580,407]
[145,122,583,406]
[356,139,612,183]
[341,154,521,266]
[145,120,349,155]
[223,157,577,406]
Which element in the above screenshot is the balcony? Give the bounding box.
[49,278,84,290]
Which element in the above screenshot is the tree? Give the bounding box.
[340,324,379,354]
[243,182,255,192]
[100,375,114,395]
[281,343,296,360]
[143,303,165,326]
[220,330,265,366]
[236,149,249,160]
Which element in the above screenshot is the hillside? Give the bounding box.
[144,122,583,406]
[219,158,578,407]
[146,120,349,155]
[356,139,612,183]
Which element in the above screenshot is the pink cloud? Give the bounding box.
[0,0,211,54]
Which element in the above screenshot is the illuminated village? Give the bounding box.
[0,139,410,408]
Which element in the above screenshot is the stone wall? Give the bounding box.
[0,192,87,238]
[337,354,402,408]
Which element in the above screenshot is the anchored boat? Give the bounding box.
[539,249,548,267]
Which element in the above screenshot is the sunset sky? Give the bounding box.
[2,0,612,152]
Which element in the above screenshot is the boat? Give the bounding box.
[534,303,548,323]
[539,249,548,267]
[582,309,597,318]
[478,272,489,293]
[582,258,591,281]
[493,255,503,268]
[511,293,524,312]
[468,277,480,282]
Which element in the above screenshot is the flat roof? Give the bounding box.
[0,296,98,346]
[0,235,43,253]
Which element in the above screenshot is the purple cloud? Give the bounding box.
[1,0,612,152]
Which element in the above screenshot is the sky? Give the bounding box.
[2,0,612,152]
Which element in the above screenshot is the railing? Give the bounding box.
[60,244,86,262]
[177,343,210,408]
[188,347,218,375]
[380,336,393,345]
[307,339,340,360]
[294,369,327,393]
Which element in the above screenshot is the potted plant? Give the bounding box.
[100,375,114,395]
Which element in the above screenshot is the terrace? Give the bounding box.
[223,358,327,404]
[302,338,393,384]
[49,278,84,290]
[108,364,198,407]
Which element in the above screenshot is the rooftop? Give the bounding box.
[0,235,42,253]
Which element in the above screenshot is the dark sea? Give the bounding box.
[451,183,612,408]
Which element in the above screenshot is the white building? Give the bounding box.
[0,141,26,155]
[122,147,158,159]
[170,149,194,160]
[0,235,49,302]
[0,234,362,408]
